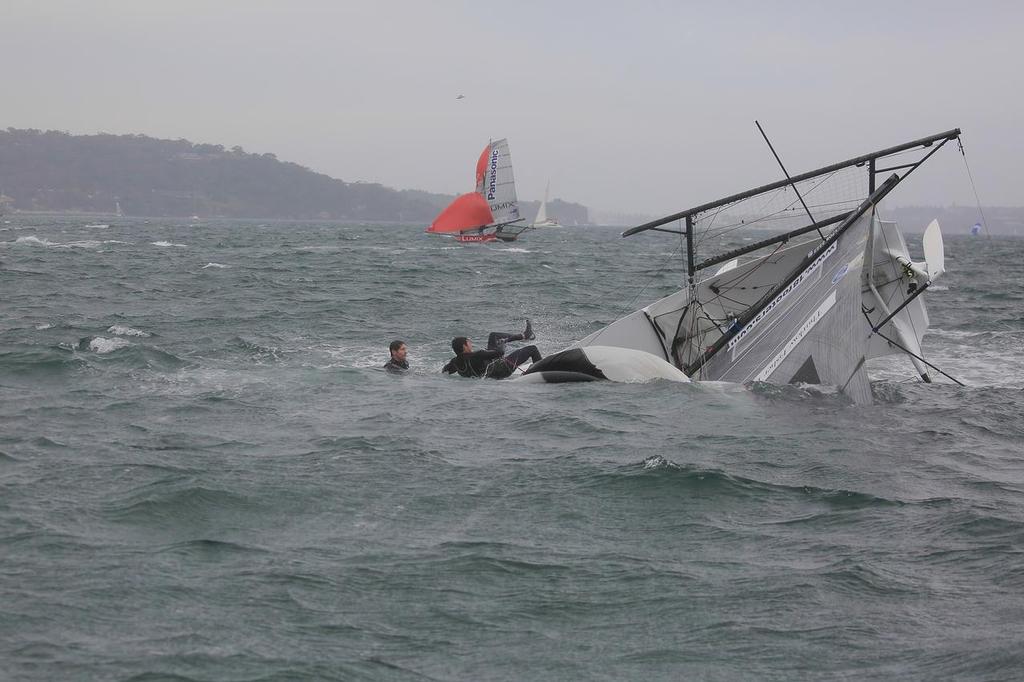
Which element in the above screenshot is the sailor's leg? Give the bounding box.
[504,345,542,368]
[487,331,523,350]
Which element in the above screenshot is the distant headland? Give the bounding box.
[1,128,1019,234]
[0,128,590,224]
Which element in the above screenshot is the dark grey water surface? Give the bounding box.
[2,216,1024,680]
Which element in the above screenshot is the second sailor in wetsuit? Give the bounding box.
[383,339,409,374]
[441,320,541,379]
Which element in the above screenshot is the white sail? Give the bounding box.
[483,138,521,226]
[534,182,549,224]
[531,180,561,227]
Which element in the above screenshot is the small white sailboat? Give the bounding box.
[531,182,562,228]
[426,138,529,243]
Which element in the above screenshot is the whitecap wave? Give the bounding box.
[35,323,54,330]
[322,345,382,369]
[642,455,681,470]
[108,325,150,337]
[502,247,531,253]
[64,240,105,248]
[8,236,126,249]
[13,236,58,247]
[88,337,132,354]
[202,262,228,269]
[152,241,188,248]
[930,327,1021,340]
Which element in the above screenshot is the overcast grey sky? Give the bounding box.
[3,0,1022,216]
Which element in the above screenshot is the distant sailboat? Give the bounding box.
[425,138,529,243]
[115,200,123,217]
[531,181,562,228]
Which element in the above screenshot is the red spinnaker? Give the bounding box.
[425,192,494,234]
[475,143,491,194]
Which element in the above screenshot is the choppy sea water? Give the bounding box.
[2,215,1023,680]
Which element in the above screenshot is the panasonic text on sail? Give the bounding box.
[486,148,500,200]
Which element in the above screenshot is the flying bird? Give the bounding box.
[455,94,465,100]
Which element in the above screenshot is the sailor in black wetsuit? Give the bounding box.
[383,339,409,373]
[441,320,541,379]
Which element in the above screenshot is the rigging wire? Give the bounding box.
[696,169,848,250]
[958,138,991,240]
[755,120,824,239]
[860,305,965,386]
[608,224,685,321]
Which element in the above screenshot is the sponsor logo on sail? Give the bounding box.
[831,263,849,285]
[486,148,500,200]
[727,241,836,354]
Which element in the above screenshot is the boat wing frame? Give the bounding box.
[622,129,961,287]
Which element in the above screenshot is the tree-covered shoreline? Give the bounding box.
[0,128,590,224]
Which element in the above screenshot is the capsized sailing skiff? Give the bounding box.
[426,139,530,243]
[521,129,960,403]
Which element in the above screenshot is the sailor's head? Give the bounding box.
[389,339,407,362]
[451,336,470,354]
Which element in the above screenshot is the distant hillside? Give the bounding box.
[0,128,590,224]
